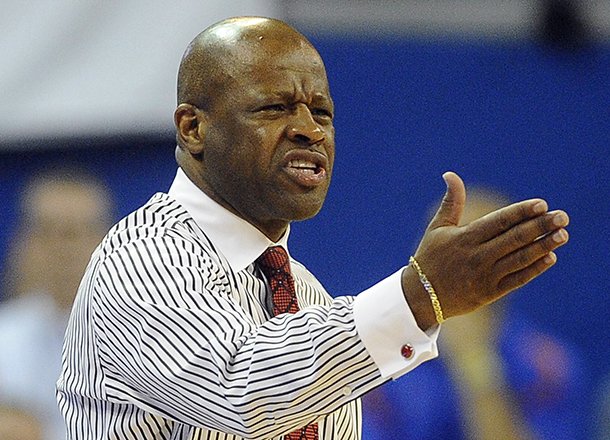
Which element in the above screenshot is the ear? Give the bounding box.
[174,103,206,155]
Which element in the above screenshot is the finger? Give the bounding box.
[494,228,568,277]
[465,198,548,243]
[427,171,466,230]
[497,252,557,294]
[484,210,569,258]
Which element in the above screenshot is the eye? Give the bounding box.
[258,104,287,112]
[311,108,333,120]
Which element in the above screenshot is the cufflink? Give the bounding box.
[401,343,414,359]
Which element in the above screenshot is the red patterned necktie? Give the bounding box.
[256,246,319,440]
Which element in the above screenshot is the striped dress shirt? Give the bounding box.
[57,169,438,439]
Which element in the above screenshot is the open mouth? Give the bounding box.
[282,151,328,187]
[287,159,321,175]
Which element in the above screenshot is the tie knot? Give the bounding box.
[257,246,290,274]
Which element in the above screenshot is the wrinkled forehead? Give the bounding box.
[224,42,330,96]
[228,35,325,75]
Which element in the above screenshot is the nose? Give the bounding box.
[286,104,325,146]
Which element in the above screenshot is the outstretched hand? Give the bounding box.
[402,172,570,330]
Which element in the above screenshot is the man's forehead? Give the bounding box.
[234,61,330,97]
[216,40,329,88]
[226,37,323,70]
[237,53,326,77]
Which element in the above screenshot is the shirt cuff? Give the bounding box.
[353,267,440,379]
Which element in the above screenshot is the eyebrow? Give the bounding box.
[262,90,332,105]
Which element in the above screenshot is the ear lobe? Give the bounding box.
[174,103,206,155]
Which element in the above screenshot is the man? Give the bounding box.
[0,169,113,440]
[0,404,43,440]
[57,17,569,440]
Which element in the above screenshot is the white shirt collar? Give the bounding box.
[167,168,290,272]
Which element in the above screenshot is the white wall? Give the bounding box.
[284,0,610,39]
[0,0,280,147]
[2,0,608,150]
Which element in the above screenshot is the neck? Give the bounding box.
[178,161,289,242]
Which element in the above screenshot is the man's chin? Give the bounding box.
[285,198,326,222]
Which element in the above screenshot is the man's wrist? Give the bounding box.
[401,266,439,331]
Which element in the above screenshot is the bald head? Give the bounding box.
[173,17,334,240]
[177,17,322,110]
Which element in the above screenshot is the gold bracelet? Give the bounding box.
[409,256,445,324]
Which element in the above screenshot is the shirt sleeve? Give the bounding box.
[353,268,440,379]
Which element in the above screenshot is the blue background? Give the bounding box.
[1,37,609,426]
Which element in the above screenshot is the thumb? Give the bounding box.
[428,171,466,229]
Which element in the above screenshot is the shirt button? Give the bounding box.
[401,344,414,359]
[342,385,352,396]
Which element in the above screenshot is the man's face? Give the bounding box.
[199,41,335,234]
[19,180,112,309]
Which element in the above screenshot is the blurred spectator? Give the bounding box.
[595,373,610,440]
[0,168,114,440]
[0,403,43,440]
[362,188,588,440]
